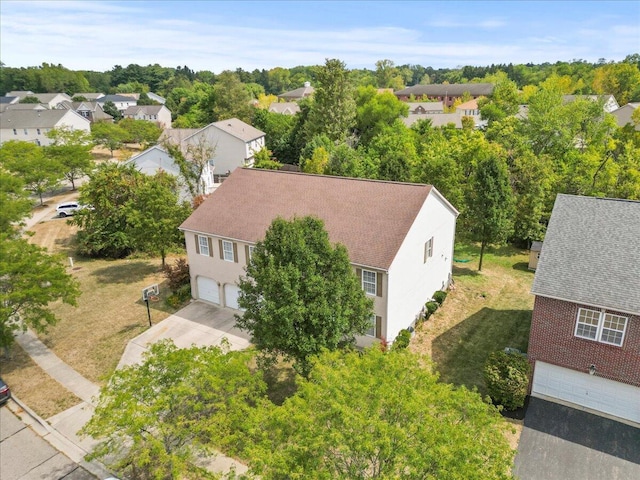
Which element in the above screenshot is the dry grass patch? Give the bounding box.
[0,345,82,419]
[411,244,534,395]
[27,219,182,385]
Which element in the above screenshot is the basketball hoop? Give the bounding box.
[148,294,160,302]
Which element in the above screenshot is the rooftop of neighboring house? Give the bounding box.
[0,103,49,112]
[277,82,315,100]
[395,83,495,97]
[158,128,201,146]
[207,118,265,142]
[73,93,105,100]
[455,99,481,111]
[5,91,71,104]
[123,105,167,115]
[268,102,301,115]
[0,96,19,104]
[180,168,457,270]
[0,109,81,128]
[610,103,640,130]
[408,102,444,112]
[97,94,138,103]
[402,112,463,128]
[531,194,640,315]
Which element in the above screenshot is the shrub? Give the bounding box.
[424,301,439,320]
[162,258,190,291]
[165,283,192,308]
[433,290,447,305]
[483,350,531,410]
[391,329,411,351]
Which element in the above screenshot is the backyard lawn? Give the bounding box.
[411,243,534,395]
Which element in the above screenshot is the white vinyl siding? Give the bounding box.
[575,308,627,346]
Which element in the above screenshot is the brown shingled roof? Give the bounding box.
[180,169,438,270]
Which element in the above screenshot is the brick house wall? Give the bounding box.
[529,296,640,387]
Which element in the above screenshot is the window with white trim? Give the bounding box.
[248,245,256,261]
[362,270,376,296]
[198,235,210,256]
[575,308,627,346]
[424,237,434,262]
[222,240,235,262]
[366,315,376,337]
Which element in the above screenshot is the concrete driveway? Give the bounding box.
[118,301,252,368]
[514,397,640,479]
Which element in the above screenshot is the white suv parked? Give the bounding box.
[56,202,81,217]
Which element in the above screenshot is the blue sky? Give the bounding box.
[1,1,638,72]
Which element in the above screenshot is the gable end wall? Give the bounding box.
[529,296,640,386]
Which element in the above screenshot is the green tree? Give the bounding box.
[126,172,192,266]
[236,216,373,376]
[206,71,253,123]
[0,169,32,234]
[164,135,216,198]
[19,95,41,104]
[91,121,127,157]
[375,59,398,88]
[72,162,142,258]
[478,78,520,124]
[592,62,640,105]
[82,340,266,480]
[253,148,281,170]
[466,154,514,271]
[366,120,417,182]
[0,140,63,206]
[0,234,80,350]
[305,58,356,143]
[248,348,515,479]
[118,118,162,147]
[102,100,122,120]
[44,126,95,190]
[355,85,409,146]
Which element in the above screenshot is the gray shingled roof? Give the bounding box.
[0,109,72,128]
[531,194,640,315]
[180,169,457,270]
[208,118,265,142]
[124,105,165,115]
[395,83,494,97]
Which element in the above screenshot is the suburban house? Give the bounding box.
[610,103,639,131]
[562,94,619,113]
[277,82,315,101]
[0,95,20,106]
[58,101,114,123]
[408,102,444,114]
[124,145,201,202]
[528,194,640,424]
[268,102,301,115]
[177,118,266,175]
[123,105,172,128]
[73,93,106,100]
[4,90,72,109]
[0,102,49,113]
[179,168,459,347]
[0,109,91,146]
[394,83,494,107]
[95,94,138,112]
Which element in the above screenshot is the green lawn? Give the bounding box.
[412,243,534,396]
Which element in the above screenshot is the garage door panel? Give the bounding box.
[532,362,640,423]
[224,284,243,311]
[197,277,219,305]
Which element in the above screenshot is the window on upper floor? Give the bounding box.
[13,129,17,135]
[424,237,434,262]
[24,129,28,135]
[362,270,377,296]
[197,235,210,257]
[222,240,235,262]
[575,307,627,347]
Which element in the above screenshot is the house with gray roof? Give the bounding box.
[528,194,640,424]
[610,103,639,131]
[394,83,494,107]
[58,101,113,123]
[123,104,172,128]
[96,94,137,112]
[562,94,619,113]
[277,82,315,101]
[5,91,72,109]
[268,102,301,115]
[179,168,458,346]
[0,109,91,146]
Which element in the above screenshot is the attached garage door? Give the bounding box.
[197,277,219,305]
[224,284,243,310]
[532,361,640,423]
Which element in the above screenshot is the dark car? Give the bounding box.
[0,377,11,405]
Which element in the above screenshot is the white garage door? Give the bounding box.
[532,361,640,423]
[197,277,219,305]
[224,284,243,310]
